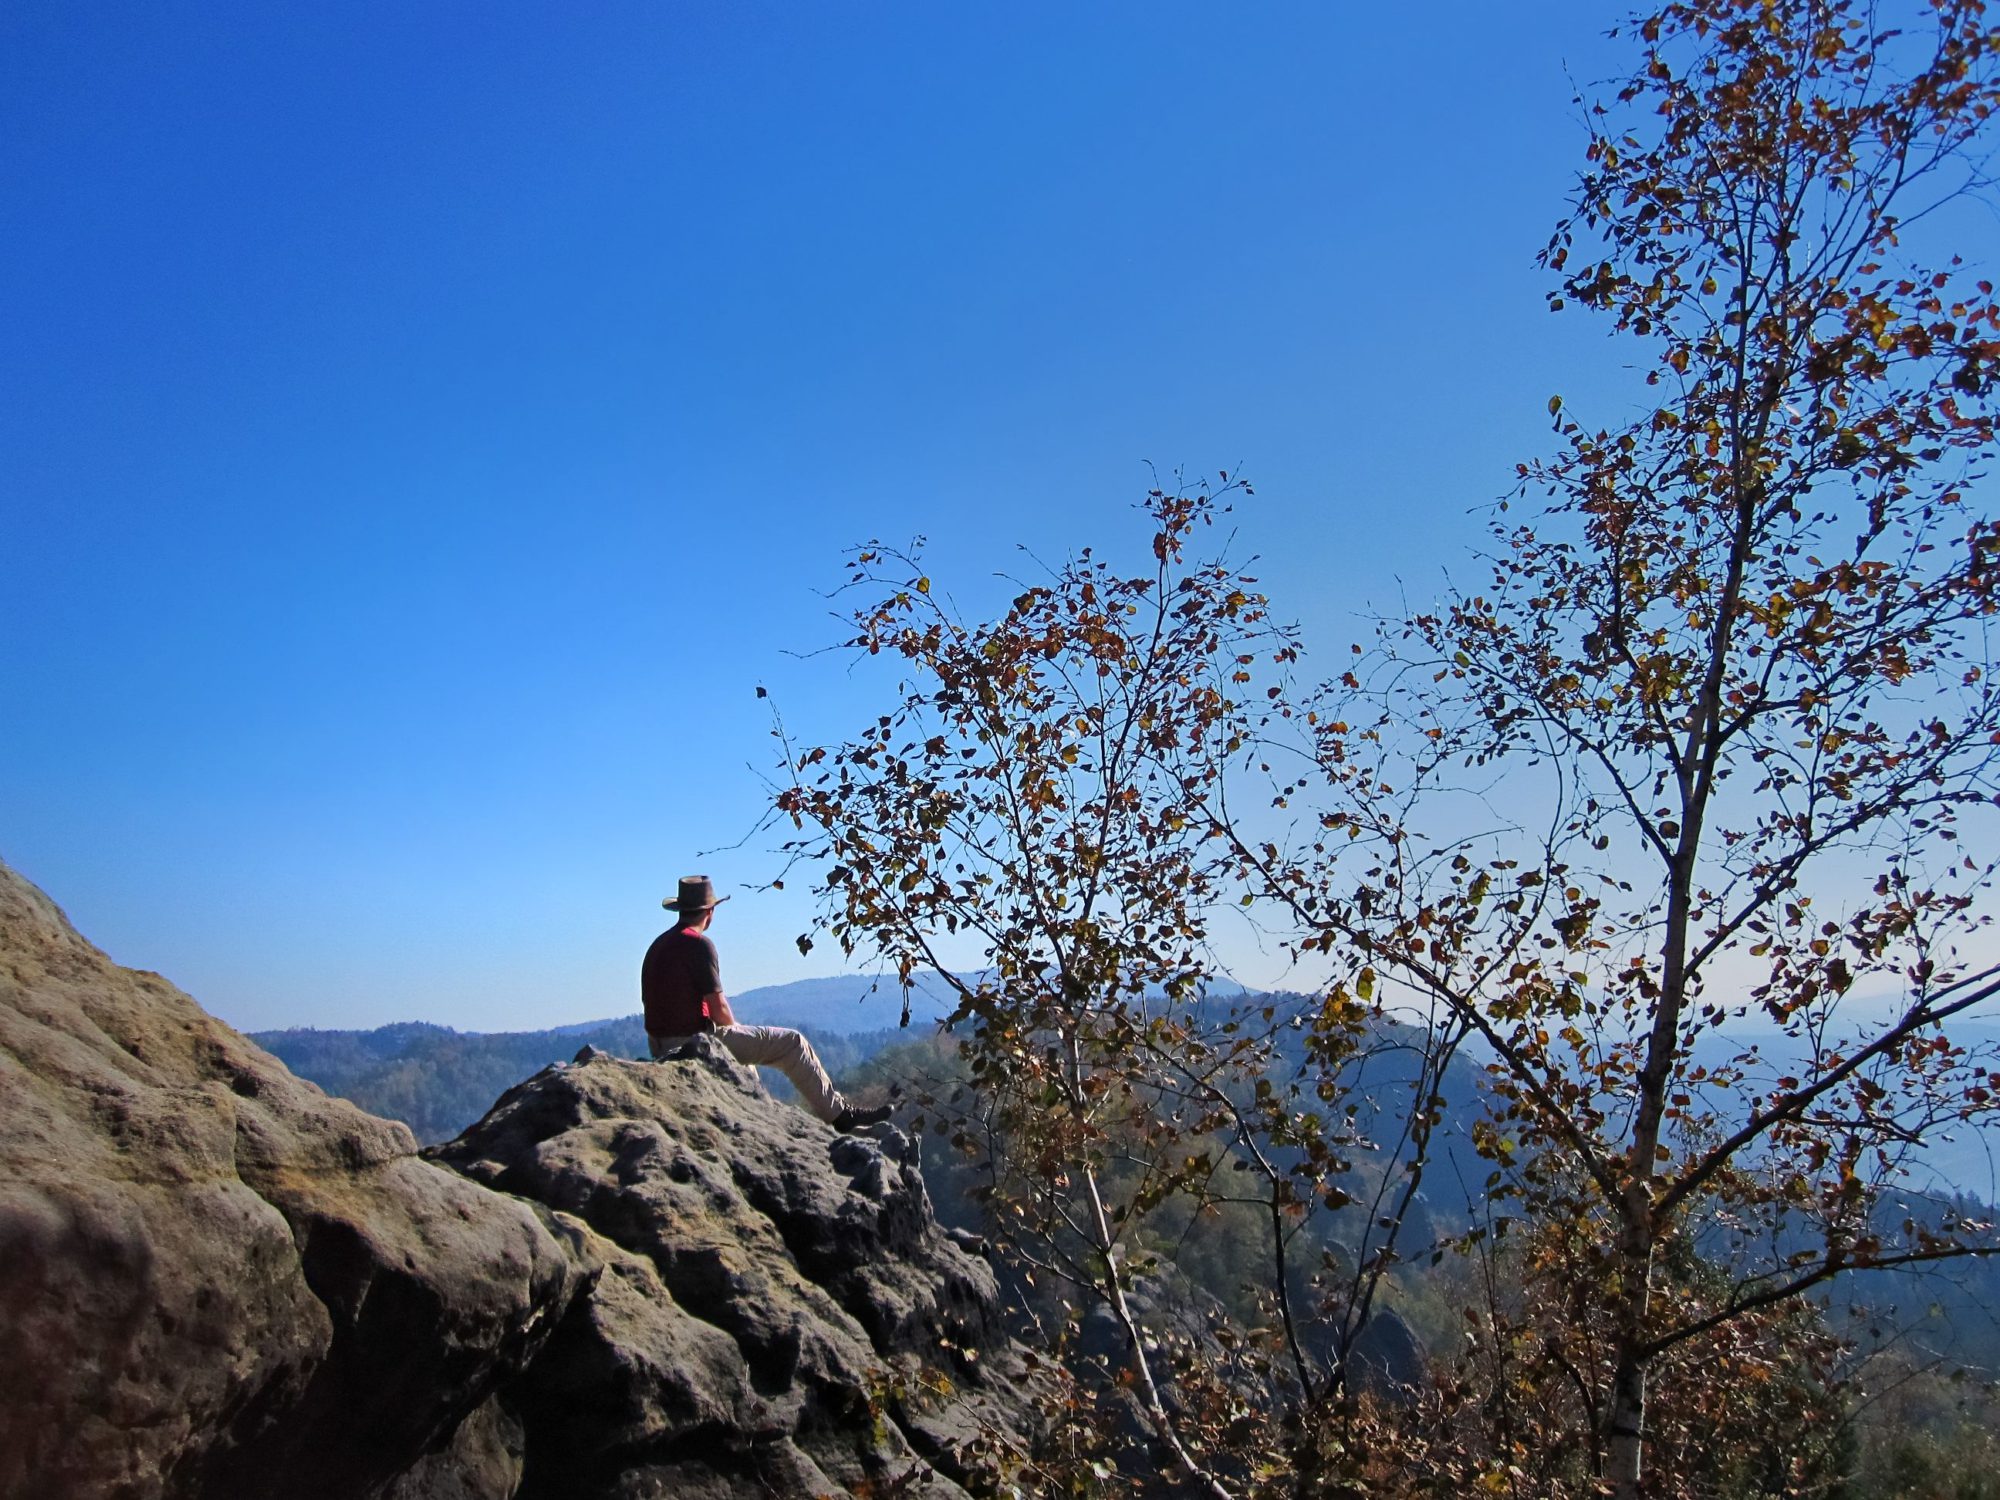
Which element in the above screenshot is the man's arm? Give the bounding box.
[691,929,733,1028]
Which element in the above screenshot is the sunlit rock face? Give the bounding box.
[0,859,579,1500]
[0,861,1036,1500]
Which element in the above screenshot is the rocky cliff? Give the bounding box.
[0,861,1038,1499]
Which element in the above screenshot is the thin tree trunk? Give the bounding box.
[1063,1031,1235,1500]
[1603,477,1763,1497]
[1606,1304,1651,1499]
[1078,1160,1235,1500]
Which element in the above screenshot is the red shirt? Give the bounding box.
[641,924,722,1036]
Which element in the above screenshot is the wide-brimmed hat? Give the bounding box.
[663,875,731,913]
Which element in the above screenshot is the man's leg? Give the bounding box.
[714,1024,843,1122]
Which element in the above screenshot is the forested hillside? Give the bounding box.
[253,973,924,1143]
[268,992,2000,1374]
[266,979,2000,1495]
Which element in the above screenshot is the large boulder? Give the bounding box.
[0,860,582,1500]
[0,861,1041,1499]
[427,1036,1040,1499]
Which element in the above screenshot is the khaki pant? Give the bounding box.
[649,1024,844,1123]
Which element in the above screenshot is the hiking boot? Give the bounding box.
[833,1101,894,1132]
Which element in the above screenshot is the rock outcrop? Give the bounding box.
[425,1038,1038,1498]
[0,861,1038,1499]
[0,861,580,1500]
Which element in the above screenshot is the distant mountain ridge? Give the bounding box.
[433,972,966,1044]
[252,972,954,1144]
[252,971,1244,1148]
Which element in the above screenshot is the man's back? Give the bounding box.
[641,924,720,1037]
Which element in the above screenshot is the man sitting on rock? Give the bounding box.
[643,875,893,1133]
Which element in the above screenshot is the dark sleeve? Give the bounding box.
[692,933,722,994]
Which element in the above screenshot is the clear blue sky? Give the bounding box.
[2,1,1628,1031]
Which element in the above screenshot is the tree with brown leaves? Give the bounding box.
[1234,1,2000,1492]
[775,482,1309,1497]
